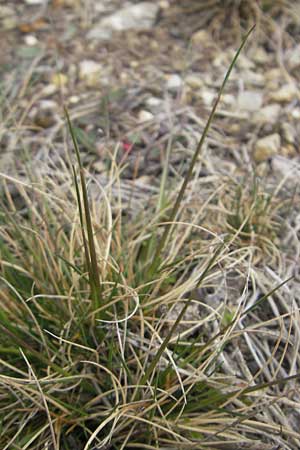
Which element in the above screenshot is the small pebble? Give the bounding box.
[25,0,45,4]
[287,45,300,70]
[69,95,80,104]
[51,73,68,87]
[138,110,154,123]
[79,60,102,86]
[166,74,182,91]
[252,47,270,65]
[24,35,38,46]
[254,133,281,162]
[253,104,281,125]
[238,90,263,112]
[185,74,203,89]
[271,84,298,103]
[281,123,296,145]
[201,89,215,107]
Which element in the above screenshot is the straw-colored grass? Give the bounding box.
[0,27,300,450]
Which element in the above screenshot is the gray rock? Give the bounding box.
[166,74,182,91]
[287,45,300,70]
[191,29,212,46]
[242,70,265,87]
[253,104,281,125]
[254,133,281,162]
[271,84,298,103]
[281,123,296,145]
[87,2,159,40]
[271,155,300,186]
[292,108,300,119]
[185,74,203,89]
[238,90,263,112]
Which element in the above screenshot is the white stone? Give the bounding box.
[79,60,102,86]
[281,123,296,144]
[242,70,265,87]
[236,54,255,70]
[86,27,112,41]
[238,90,263,112]
[41,84,57,96]
[213,53,227,69]
[24,34,38,46]
[191,29,211,46]
[138,110,154,123]
[69,95,80,104]
[252,47,270,64]
[185,74,203,89]
[94,0,112,13]
[292,108,300,119]
[24,0,45,4]
[166,74,182,90]
[39,100,58,110]
[201,90,215,107]
[87,2,159,40]
[287,45,300,70]
[271,84,298,103]
[254,133,281,162]
[222,94,235,105]
[253,104,281,125]
[93,160,106,173]
[159,1,170,9]
[146,97,161,107]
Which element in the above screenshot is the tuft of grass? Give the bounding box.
[0,28,300,450]
[217,175,285,262]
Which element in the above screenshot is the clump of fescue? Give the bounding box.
[0,30,300,450]
[216,175,286,264]
[1,155,299,450]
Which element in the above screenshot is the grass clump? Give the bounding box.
[218,175,285,262]
[0,28,299,450]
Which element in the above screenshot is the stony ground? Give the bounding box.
[1,0,300,259]
[1,1,300,185]
[1,1,300,447]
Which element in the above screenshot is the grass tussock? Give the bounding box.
[217,175,286,264]
[0,29,300,450]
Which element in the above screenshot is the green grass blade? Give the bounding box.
[66,108,103,312]
[65,107,82,169]
[79,168,103,308]
[72,165,92,278]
